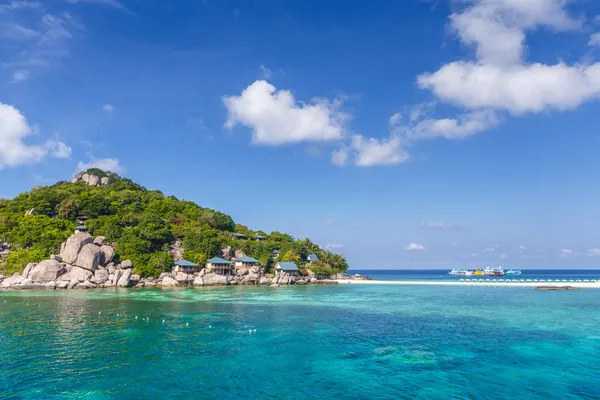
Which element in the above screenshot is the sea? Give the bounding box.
[1,270,600,399]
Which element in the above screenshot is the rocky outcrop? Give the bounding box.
[221,246,234,260]
[234,249,245,259]
[60,232,93,264]
[28,260,66,282]
[202,273,229,286]
[120,260,133,269]
[72,171,115,187]
[117,269,132,287]
[21,262,37,279]
[170,238,184,262]
[161,276,179,287]
[75,244,102,271]
[99,245,114,266]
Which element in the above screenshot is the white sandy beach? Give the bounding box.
[335,280,600,289]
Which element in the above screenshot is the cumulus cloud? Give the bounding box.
[10,70,30,83]
[417,0,600,117]
[333,135,409,167]
[259,64,272,79]
[76,156,125,173]
[0,103,71,169]
[560,248,573,256]
[102,104,114,112]
[223,80,346,145]
[588,248,600,256]
[405,242,426,251]
[590,33,600,47]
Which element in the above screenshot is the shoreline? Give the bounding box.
[335,279,600,288]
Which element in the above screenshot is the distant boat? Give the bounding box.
[505,269,522,276]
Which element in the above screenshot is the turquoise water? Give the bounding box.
[1,284,600,399]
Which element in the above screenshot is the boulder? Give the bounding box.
[94,236,105,245]
[242,272,259,284]
[75,244,102,271]
[81,173,90,184]
[234,249,245,259]
[159,272,175,280]
[250,266,260,274]
[12,283,46,290]
[111,269,123,285]
[88,174,100,186]
[202,273,229,286]
[175,272,191,284]
[29,260,67,282]
[193,276,204,286]
[76,280,96,289]
[221,246,234,260]
[72,171,85,183]
[120,260,133,269]
[21,262,37,279]
[270,284,280,287]
[50,254,62,262]
[259,277,269,285]
[99,245,114,266]
[44,281,57,289]
[161,276,179,287]
[93,269,109,284]
[1,273,24,288]
[307,269,316,279]
[145,282,157,288]
[56,281,69,289]
[117,269,132,287]
[237,268,249,276]
[131,274,141,283]
[66,266,94,282]
[60,232,93,264]
[107,263,116,274]
[198,268,206,278]
[100,177,110,186]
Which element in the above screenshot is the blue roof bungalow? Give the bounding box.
[307,254,319,263]
[172,259,200,274]
[272,249,280,258]
[234,256,261,269]
[252,235,266,241]
[276,262,300,276]
[206,257,233,275]
[75,225,88,233]
[232,233,248,240]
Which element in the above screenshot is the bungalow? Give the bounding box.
[206,257,233,276]
[252,235,266,241]
[232,233,248,240]
[276,262,299,276]
[172,259,200,274]
[233,256,261,269]
[307,254,319,263]
[272,249,280,258]
[75,225,88,233]
[76,215,89,225]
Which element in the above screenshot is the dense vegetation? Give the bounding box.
[0,170,348,277]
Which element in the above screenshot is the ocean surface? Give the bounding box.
[1,270,600,399]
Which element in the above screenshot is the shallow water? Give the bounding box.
[1,284,600,399]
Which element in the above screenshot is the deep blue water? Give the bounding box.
[1,274,600,399]
[350,269,600,281]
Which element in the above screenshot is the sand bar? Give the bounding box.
[334,280,600,288]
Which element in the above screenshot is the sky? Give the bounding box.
[1,0,600,269]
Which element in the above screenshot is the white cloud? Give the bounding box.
[389,112,402,126]
[405,242,426,251]
[519,245,526,250]
[0,103,71,169]
[420,221,455,229]
[223,80,346,145]
[76,156,125,173]
[590,33,600,47]
[10,69,30,83]
[323,219,336,225]
[45,140,72,158]
[259,64,272,79]
[560,248,573,256]
[326,243,344,249]
[335,135,409,167]
[500,254,508,259]
[588,248,600,257]
[409,110,500,140]
[483,247,496,252]
[102,104,114,112]
[331,148,349,166]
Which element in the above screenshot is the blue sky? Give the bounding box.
[2,0,600,269]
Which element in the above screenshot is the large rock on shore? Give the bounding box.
[29,260,66,282]
[0,274,24,288]
[202,273,229,286]
[60,232,93,264]
[99,245,114,266]
[21,262,37,279]
[75,243,102,271]
[161,276,179,287]
[60,266,93,283]
[117,269,132,287]
[93,269,109,284]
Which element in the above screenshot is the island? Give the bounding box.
[0,169,356,290]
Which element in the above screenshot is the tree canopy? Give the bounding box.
[0,169,348,277]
